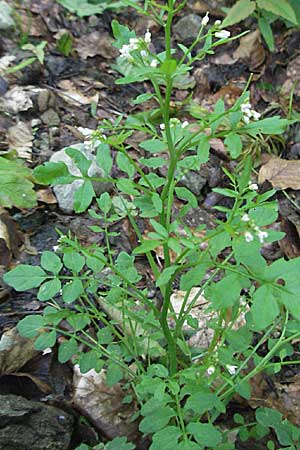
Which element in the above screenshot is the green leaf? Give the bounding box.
[156,266,179,287]
[34,330,57,351]
[3,265,47,291]
[111,19,136,48]
[116,152,135,177]
[41,251,62,274]
[160,59,177,75]
[37,279,61,301]
[257,0,298,24]
[96,143,113,176]
[187,422,222,447]
[106,437,135,450]
[17,315,44,338]
[86,253,105,273]
[67,313,90,331]
[258,16,275,51]
[140,157,167,169]
[175,187,198,208]
[97,192,112,215]
[241,116,291,136]
[106,363,124,387]
[133,239,162,254]
[251,284,280,330]
[63,252,85,273]
[180,263,209,290]
[33,161,75,185]
[73,181,95,213]
[150,426,182,450]
[238,154,252,192]
[0,157,37,208]
[212,188,237,198]
[65,147,91,177]
[116,179,139,196]
[224,133,243,158]
[184,392,225,415]
[132,93,154,105]
[78,350,103,373]
[58,338,78,363]
[115,252,141,283]
[139,139,167,153]
[222,0,256,27]
[62,279,83,303]
[139,406,176,434]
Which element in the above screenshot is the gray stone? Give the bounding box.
[173,14,202,42]
[41,109,60,127]
[0,394,73,450]
[179,170,207,196]
[0,1,15,31]
[50,143,112,213]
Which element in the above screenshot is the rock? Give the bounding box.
[50,143,112,213]
[0,87,33,114]
[0,394,73,450]
[0,328,38,375]
[0,1,15,31]
[179,170,207,196]
[173,14,202,42]
[41,109,60,127]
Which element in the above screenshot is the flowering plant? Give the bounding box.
[4,1,300,448]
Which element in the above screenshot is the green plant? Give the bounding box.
[223,0,299,51]
[57,0,138,17]
[4,1,300,448]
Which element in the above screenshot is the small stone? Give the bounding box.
[174,14,202,42]
[50,143,113,213]
[41,109,60,127]
[0,1,15,31]
[0,394,73,450]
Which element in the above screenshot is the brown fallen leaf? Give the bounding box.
[0,327,38,375]
[233,29,265,70]
[75,31,118,60]
[259,156,300,190]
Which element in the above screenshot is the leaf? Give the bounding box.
[34,330,57,351]
[106,363,124,387]
[224,133,243,158]
[41,251,62,274]
[106,437,135,450]
[156,266,179,287]
[17,315,44,338]
[187,422,222,447]
[150,426,182,450]
[96,143,113,175]
[73,180,95,213]
[116,179,139,196]
[33,161,75,185]
[139,139,167,153]
[62,279,83,303]
[175,187,198,208]
[63,252,85,273]
[133,240,162,254]
[223,0,256,27]
[184,392,225,415]
[116,152,135,177]
[111,19,136,48]
[258,16,275,51]
[180,263,209,291]
[58,338,78,363]
[241,116,291,136]
[132,93,154,105]
[251,285,280,330]
[67,313,90,331]
[258,156,300,190]
[97,192,112,215]
[37,279,61,301]
[0,157,37,209]
[139,406,176,434]
[257,0,298,24]
[3,265,47,291]
[65,147,91,176]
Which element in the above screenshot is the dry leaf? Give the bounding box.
[7,122,33,160]
[37,188,57,204]
[73,366,138,441]
[259,156,300,190]
[57,80,99,106]
[0,86,33,114]
[233,29,265,70]
[75,31,118,60]
[0,328,38,375]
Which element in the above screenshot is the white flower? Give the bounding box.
[120,44,133,60]
[215,30,231,39]
[241,102,252,113]
[150,59,158,67]
[226,364,238,375]
[241,214,250,222]
[129,38,139,47]
[243,115,250,124]
[249,183,258,191]
[140,50,147,59]
[202,12,209,26]
[257,230,268,243]
[207,366,215,376]
[252,110,261,120]
[214,20,222,26]
[159,123,165,130]
[244,231,254,242]
[182,120,189,129]
[144,30,151,44]
[53,245,59,252]
[170,118,180,127]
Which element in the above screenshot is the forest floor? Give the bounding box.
[1,0,300,449]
